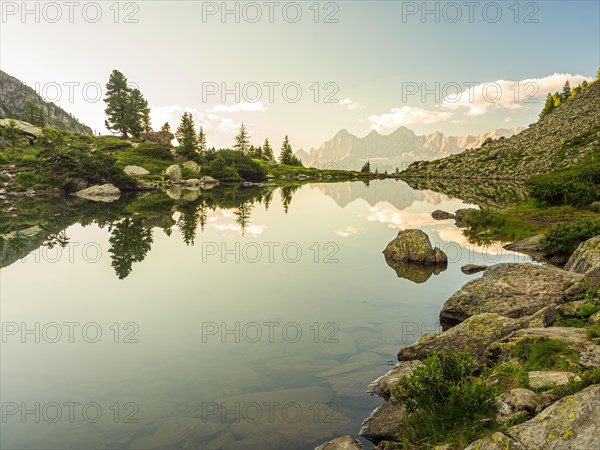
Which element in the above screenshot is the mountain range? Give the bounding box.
[0,70,92,134]
[295,126,525,172]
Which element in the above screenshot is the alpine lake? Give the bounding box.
[0,178,532,449]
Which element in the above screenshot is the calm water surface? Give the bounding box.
[0,179,530,449]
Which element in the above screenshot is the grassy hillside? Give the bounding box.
[402,79,600,180]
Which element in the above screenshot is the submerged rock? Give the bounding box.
[314,435,364,450]
[461,264,487,274]
[440,263,583,329]
[431,209,455,220]
[200,175,219,184]
[74,184,121,202]
[383,229,447,265]
[397,313,523,368]
[465,385,600,450]
[454,208,476,228]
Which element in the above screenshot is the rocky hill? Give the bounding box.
[0,70,92,135]
[401,79,600,180]
[297,126,524,172]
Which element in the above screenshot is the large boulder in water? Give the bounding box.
[165,164,182,181]
[74,184,121,202]
[439,263,583,329]
[383,229,447,265]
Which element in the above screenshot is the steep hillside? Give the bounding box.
[297,127,524,171]
[0,70,92,134]
[401,79,600,180]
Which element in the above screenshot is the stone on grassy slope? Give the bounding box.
[465,385,600,450]
[439,263,583,329]
[485,327,600,369]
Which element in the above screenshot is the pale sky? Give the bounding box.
[1,1,598,152]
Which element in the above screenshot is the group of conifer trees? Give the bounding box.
[104,70,151,138]
[539,69,599,118]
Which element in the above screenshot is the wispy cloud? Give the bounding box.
[210,101,267,113]
[339,98,361,110]
[442,73,593,116]
[150,105,241,135]
[335,226,361,237]
[368,106,452,131]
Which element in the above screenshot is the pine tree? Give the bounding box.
[127,88,146,139]
[104,70,131,138]
[23,101,45,127]
[553,92,562,107]
[198,126,207,155]
[233,123,250,154]
[161,122,171,133]
[262,138,275,162]
[539,93,555,118]
[141,102,152,133]
[279,135,294,165]
[361,161,371,173]
[561,81,571,101]
[2,119,19,148]
[175,112,198,158]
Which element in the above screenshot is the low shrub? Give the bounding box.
[389,351,498,448]
[538,220,600,256]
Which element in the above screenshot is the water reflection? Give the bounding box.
[1,179,534,450]
[0,179,528,280]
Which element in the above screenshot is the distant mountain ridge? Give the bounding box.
[0,70,92,134]
[401,78,600,179]
[296,126,525,172]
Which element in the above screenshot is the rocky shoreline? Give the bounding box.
[316,232,600,450]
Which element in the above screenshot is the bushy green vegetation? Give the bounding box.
[538,219,600,256]
[390,351,498,448]
[512,339,578,371]
[461,208,544,242]
[526,156,600,207]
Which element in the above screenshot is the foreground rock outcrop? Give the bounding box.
[440,263,583,329]
[465,385,600,450]
[565,235,600,282]
[397,313,523,368]
[314,435,364,450]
